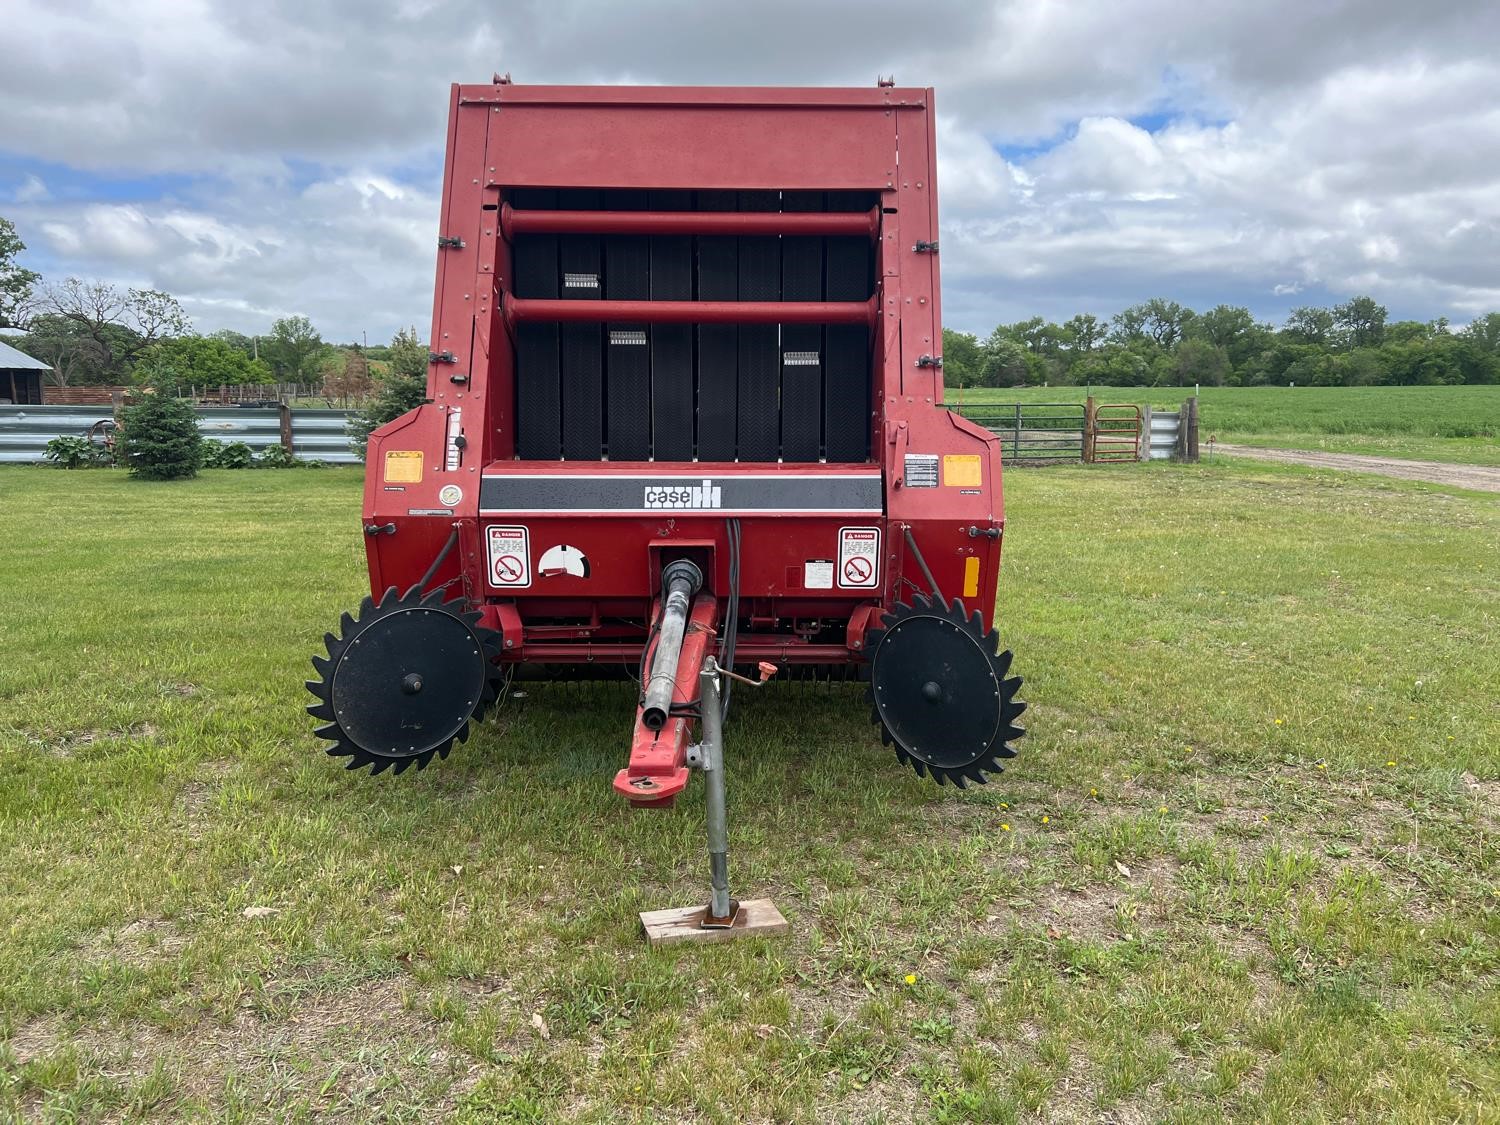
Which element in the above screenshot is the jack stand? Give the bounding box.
[639,656,790,947]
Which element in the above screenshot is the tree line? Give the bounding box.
[8,213,1500,397]
[0,215,425,402]
[944,296,1500,388]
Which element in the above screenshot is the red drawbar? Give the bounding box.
[612,593,720,806]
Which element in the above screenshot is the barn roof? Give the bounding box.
[0,338,51,371]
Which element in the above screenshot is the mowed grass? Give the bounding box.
[952,385,1500,465]
[1,464,1497,1123]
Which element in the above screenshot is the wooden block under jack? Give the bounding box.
[640,898,789,947]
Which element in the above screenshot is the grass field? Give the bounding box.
[951,385,1500,465]
[1,464,1497,1122]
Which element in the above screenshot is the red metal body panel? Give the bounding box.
[362,81,1008,685]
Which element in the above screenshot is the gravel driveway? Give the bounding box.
[1216,444,1500,492]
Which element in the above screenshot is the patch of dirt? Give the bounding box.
[42,723,160,759]
[1038,884,1124,942]
[16,978,472,1115]
[1217,445,1500,492]
[81,916,189,968]
[4,1015,63,1065]
[1460,772,1499,825]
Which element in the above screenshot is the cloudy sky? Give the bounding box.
[3,0,1498,343]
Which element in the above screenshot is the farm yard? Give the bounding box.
[1,453,1496,1123]
[953,385,1500,467]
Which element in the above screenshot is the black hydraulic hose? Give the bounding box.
[902,524,943,600]
[418,526,461,593]
[720,518,741,722]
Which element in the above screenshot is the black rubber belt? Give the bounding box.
[695,190,738,461]
[604,189,651,461]
[736,190,780,462]
[779,191,824,462]
[649,189,695,462]
[512,188,561,460]
[558,188,603,460]
[824,191,873,462]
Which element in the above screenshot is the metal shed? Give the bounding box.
[0,339,50,405]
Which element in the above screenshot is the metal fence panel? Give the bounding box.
[0,404,360,464]
[0,405,113,463]
[1148,411,1181,460]
[953,403,1087,462]
[292,410,360,464]
[195,407,283,450]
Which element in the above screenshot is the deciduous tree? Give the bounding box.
[267,315,323,381]
[0,216,40,330]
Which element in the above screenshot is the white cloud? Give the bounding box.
[14,175,49,203]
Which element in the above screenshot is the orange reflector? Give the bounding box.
[963,556,981,598]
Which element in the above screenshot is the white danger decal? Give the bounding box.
[487,525,531,588]
[838,526,881,589]
[804,560,834,589]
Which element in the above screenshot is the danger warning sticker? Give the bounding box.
[837,526,881,589]
[486,525,531,588]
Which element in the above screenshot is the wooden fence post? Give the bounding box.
[1138,403,1152,461]
[1177,396,1199,462]
[278,401,295,456]
[1083,395,1096,463]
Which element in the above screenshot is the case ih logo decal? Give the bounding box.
[644,479,723,510]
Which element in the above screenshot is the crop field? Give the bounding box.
[1,463,1497,1122]
[952,385,1500,465]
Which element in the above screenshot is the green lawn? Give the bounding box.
[949,385,1500,465]
[1,465,1497,1122]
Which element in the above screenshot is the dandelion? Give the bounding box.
[1274,718,1283,725]
[1158,806,1168,814]
[1386,760,1396,767]
[1186,747,1194,754]
[904,973,917,986]
[1042,816,1051,824]
[1000,802,1009,809]
[1001,823,1011,832]
[1448,735,1455,741]
[1089,788,1098,797]
[1316,762,1326,770]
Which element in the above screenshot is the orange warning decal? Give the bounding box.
[943,454,981,487]
[384,450,423,483]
